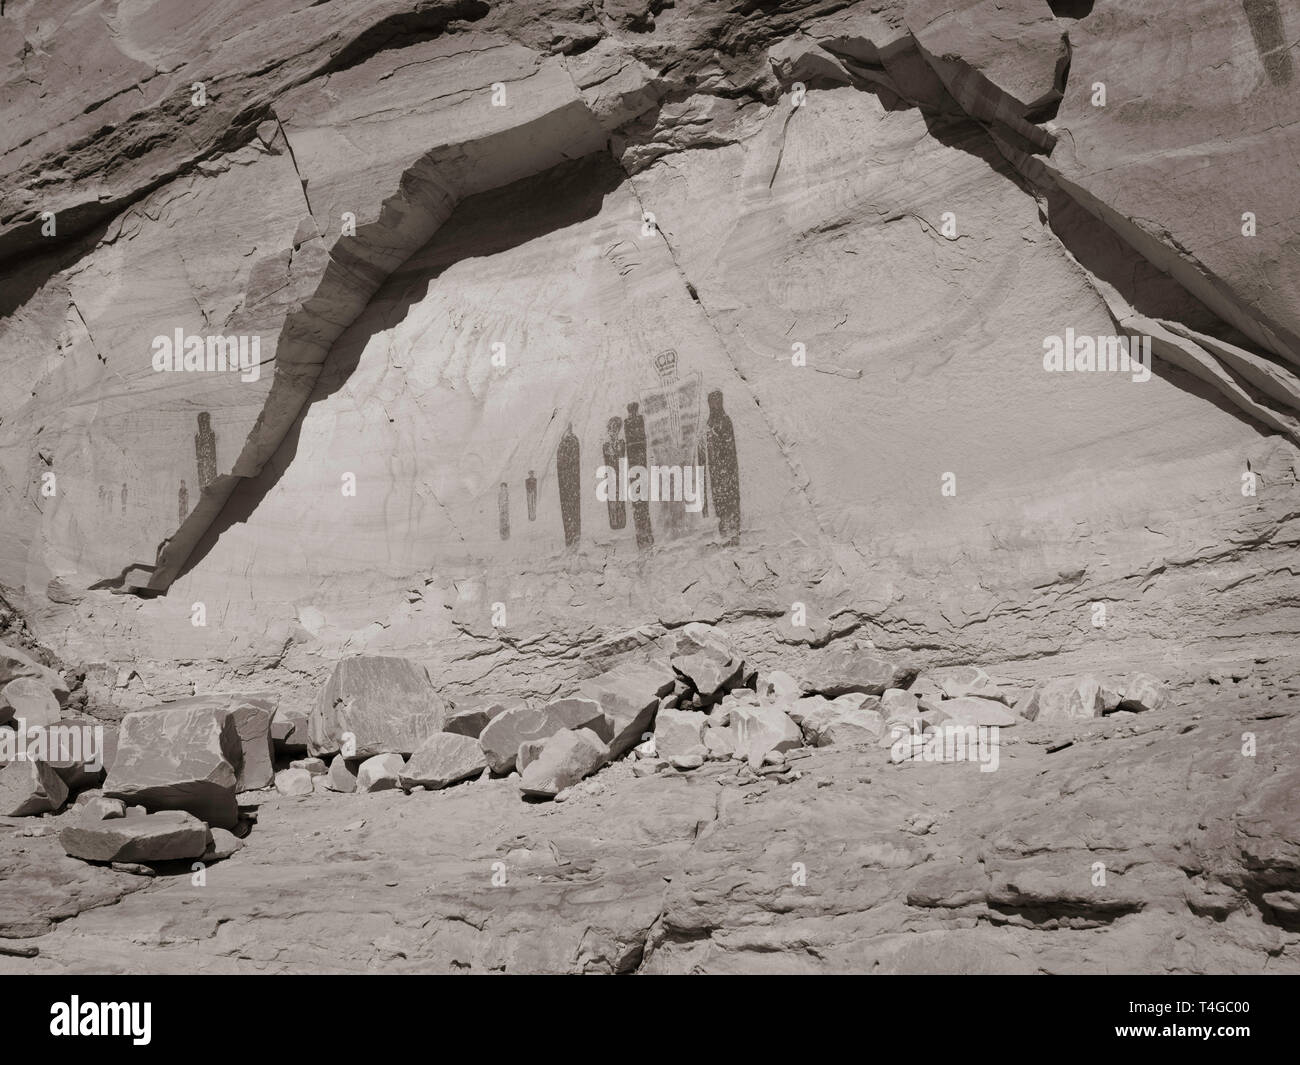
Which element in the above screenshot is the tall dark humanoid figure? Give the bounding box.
[498,482,510,541]
[525,470,538,521]
[705,390,740,545]
[624,402,653,549]
[602,416,627,531]
[557,424,581,548]
[195,412,217,489]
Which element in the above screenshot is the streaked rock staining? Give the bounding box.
[0,0,1297,977]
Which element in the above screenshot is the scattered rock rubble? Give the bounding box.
[0,632,1176,871]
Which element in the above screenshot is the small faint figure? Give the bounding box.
[498,482,510,541]
[526,470,537,521]
[178,479,189,523]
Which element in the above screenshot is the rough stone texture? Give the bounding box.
[518,729,610,800]
[790,694,886,747]
[578,661,678,759]
[275,768,314,797]
[444,698,521,740]
[478,698,606,775]
[400,733,487,790]
[1017,676,1105,723]
[81,797,126,821]
[730,705,804,769]
[805,649,914,698]
[356,753,405,794]
[103,704,243,829]
[0,760,69,817]
[326,757,357,794]
[309,657,448,759]
[1115,673,1171,714]
[653,707,709,762]
[225,700,275,791]
[932,666,1010,705]
[671,647,743,701]
[1,678,61,730]
[3,684,1289,973]
[0,0,1297,976]
[60,810,211,864]
[936,696,1018,727]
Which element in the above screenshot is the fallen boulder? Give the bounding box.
[932,665,1010,705]
[356,753,405,793]
[671,646,743,703]
[224,699,275,791]
[1,677,61,730]
[326,757,357,793]
[103,704,242,828]
[730,704,803,768]
[578,659,678,758]
[309,656,449,758]
[788,694,884,747]
[1016,675,1104,722]
[478,697,605,774]
[519,728,610,800]
[271,702,309,752]
[443,698,521,739]
[1114,673,1171,713]
[0,642,69,705]
[60,809,211,863]
[0,759,69,816]
[804,647,914,697]
[935,696,1017,727]
[654,706,709,761]
[275,768,314,796]
[400,732,487,790]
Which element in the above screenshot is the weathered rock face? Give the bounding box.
[0,0,1298,977]
[103,704,243,829]
[0,0,1294,719]
[309,657,448,758]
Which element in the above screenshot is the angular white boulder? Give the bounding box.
[356,753,405,793]
[275,768,314,796]
[654,706,708,761]
[730,704,803,768]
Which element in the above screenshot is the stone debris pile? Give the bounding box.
[0,635,1173,871]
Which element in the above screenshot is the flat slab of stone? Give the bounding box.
[103,704,243,829]
[937,696,1017,727]
[400,732,487,790]
[60,810,211,863]
[308,656,449,758]
[804,648,914,697]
